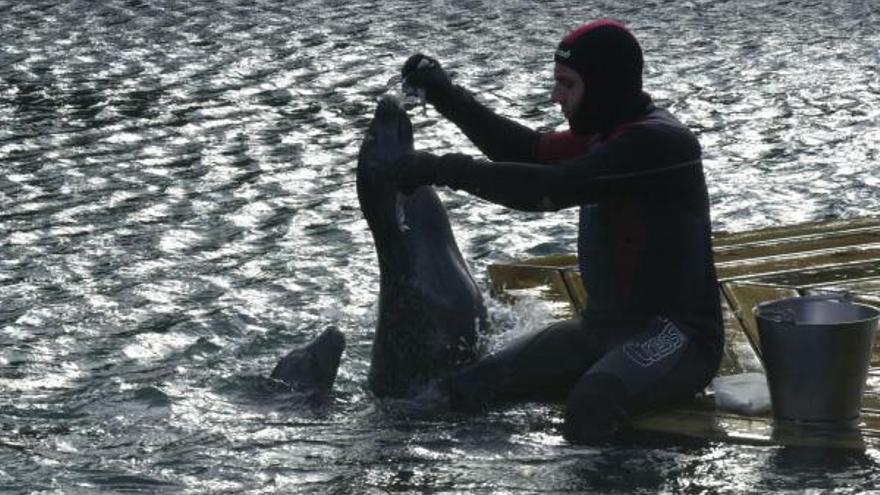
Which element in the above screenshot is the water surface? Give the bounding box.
[2,0,879,492]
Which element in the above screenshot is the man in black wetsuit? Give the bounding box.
[395,19,723,444]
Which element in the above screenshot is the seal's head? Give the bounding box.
[270,326,346,397]
[552,20,644,136]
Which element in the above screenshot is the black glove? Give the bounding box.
[395,150,440,194]
[401,54,453,104]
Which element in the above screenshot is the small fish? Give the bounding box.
[400,80,427,116]
[400,58,432,116]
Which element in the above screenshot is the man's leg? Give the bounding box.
[563,316,718,444]
[446,316,606,412]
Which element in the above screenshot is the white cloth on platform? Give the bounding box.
[712,372,772,415]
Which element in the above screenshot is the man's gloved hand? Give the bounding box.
[401,54,453,104]
[395,150,440,194]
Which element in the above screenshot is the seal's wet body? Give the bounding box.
[357,96,487,398]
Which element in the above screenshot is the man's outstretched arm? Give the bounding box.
[397,123,703,212]
[403,54,541,163]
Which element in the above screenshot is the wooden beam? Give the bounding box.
[713,216,880,247]
[715,227,880,263]
[721,282,800,360]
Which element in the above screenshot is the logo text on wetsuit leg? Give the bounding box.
[622,318,687,368]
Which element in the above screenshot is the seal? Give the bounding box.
[270,326,346,401]
[357,95,488,399]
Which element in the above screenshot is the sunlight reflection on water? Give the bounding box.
[1,0,879,492]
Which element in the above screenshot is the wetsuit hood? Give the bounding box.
[555,20,645,136]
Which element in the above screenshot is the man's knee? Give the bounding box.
[563,372,628,444]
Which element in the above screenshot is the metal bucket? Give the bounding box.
[754,294,879,428]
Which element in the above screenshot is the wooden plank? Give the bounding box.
[716,245,880,282]
[561,268,587,314]
[630,402,775,447]
[805,277,880,302]
[713,216,880,247]
[718,293,764,376]
[714,227,880,264]
[630,402,880,449]
[486,261,568,296]
[489,254,577,270]
[721,282,800,360]
[485,263,578,319]
[740,260,880,289]
[865,375,880,412]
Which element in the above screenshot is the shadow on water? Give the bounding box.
[771,444,877,470]
[761,444,880,491]
[552,429,714,493]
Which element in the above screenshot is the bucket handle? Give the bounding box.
[755,291,856,327]
[803,291,854,304]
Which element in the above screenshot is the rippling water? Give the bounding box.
[2,0,879,492]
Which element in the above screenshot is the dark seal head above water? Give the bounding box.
[357,95,488,399]
[270,326,345,401]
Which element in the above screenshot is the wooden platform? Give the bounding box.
[487,216,880,449]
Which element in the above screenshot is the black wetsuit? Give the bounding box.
[426,85,724,442]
